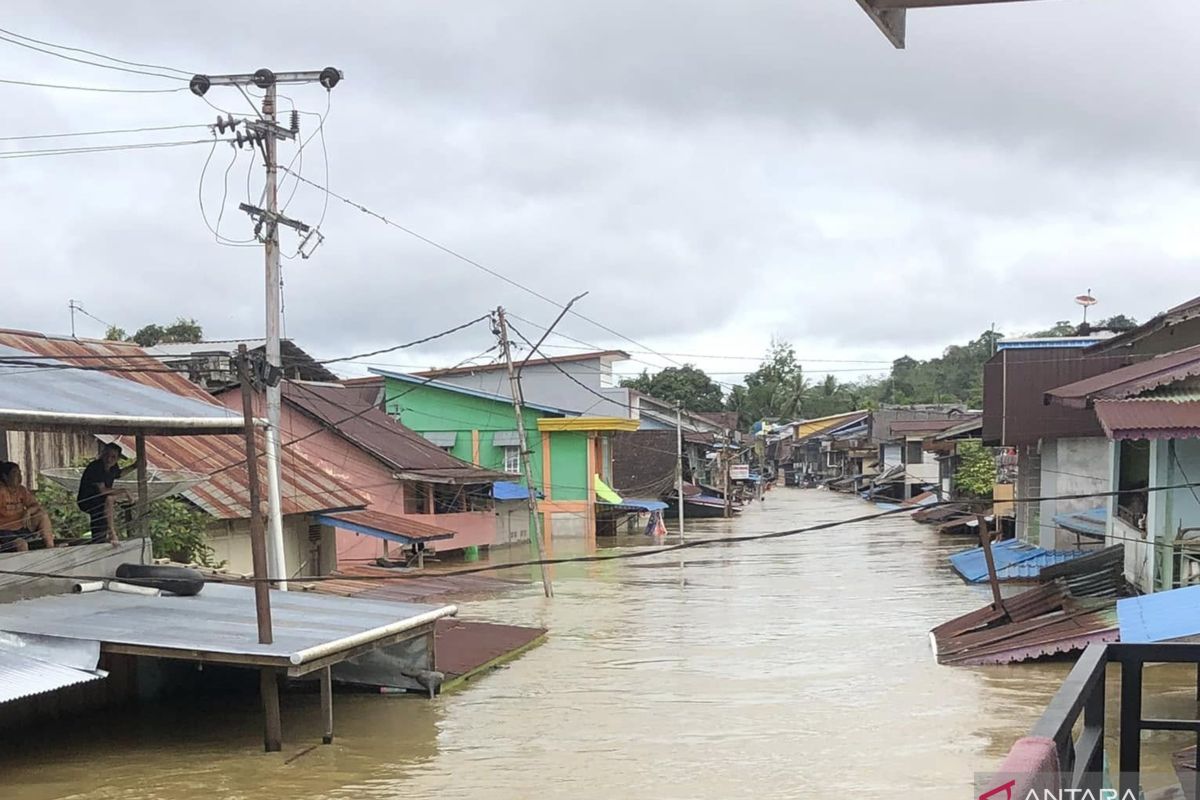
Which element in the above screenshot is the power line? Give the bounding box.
[10,481,1200,585]
[313,314,492,365]
[275,168,693,371]
[0,76,187,94]
[0,25,192,77]
[0,123,211,142]
[0,30,187,82]
[0,138,221,160]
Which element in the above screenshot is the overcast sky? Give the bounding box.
[4,1,1198,390]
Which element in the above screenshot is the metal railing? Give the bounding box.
[1028,642,1200,797]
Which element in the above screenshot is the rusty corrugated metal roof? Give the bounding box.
[1046,345,1200,408]
[283,381,506,484]
[0,329,364,519]
[1094,399,1200,440]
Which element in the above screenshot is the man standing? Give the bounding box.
[0,462,54,552]
[77,443,137,546]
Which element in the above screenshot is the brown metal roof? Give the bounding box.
[283,381,505,484]
[0,329,365,519]
[414,349,630,377]
[981,347,1140,446]
[1046,345,1200,408]
[1094,399,1200,440]
[888,418,962,435]
[319,509,455,542]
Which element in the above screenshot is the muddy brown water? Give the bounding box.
[3,489,1195,799]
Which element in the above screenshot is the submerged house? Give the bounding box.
[1044,345,1200,593]
[982,297,1200,551]
[214,380,509,564]
[0,348,453,747]
[0,330,364,577]
[788,410,870,482]
[367,369,638,545]
[867,406,970,501]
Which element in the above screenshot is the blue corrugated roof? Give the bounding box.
[1053,506,1108,539]
[1118,586,1200,643]
[949,539,1089,583]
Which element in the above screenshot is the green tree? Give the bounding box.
[620,364,725,412]
[954,440,996,499]
[35,472,218,566]
[1031,320,1078,337]
[110,318,204,347]
[1097,314,1138,332]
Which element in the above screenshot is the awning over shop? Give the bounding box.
[594,475,623,504]
[593,475,667,512]
[315,509,456,545]
[493,481,542,501]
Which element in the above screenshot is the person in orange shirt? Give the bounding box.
[0,462,54,552]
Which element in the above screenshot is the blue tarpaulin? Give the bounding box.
[1118,585,1200,643]
[493,482,536,501]
[948,539,1089,584]
[604,498,668,512]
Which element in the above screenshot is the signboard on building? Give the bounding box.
[730,464,750,481]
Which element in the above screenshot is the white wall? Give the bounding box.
[1039,437,1110,550]
[207,515,336,577]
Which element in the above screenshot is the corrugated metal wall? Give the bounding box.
[3,429,96,490]
[982,348,1136,447]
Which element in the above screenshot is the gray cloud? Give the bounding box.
[3,0,1197,385]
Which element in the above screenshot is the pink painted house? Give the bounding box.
[218,381,506,567]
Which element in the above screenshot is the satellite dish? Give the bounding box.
[41,467,208,503]
[1075,291,1097,324]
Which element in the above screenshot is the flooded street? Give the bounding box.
[4,489,1193,799]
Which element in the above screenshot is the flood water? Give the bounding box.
[4,489,1196,799]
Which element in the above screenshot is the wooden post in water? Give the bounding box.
[260,668,283,753]
[977,513,1005,613]
[320,666,334,745]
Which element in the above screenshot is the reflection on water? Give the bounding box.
[2,490,1193,798]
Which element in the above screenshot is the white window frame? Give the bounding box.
[503,445,522,475]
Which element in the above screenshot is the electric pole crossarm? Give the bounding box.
[189,68,343,96]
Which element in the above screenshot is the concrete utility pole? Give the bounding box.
[190,67,342,589]
[676,405,685,544]
[495,307,553,598]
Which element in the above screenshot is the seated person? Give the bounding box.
[0,462,55,552]
[77,443,138,546]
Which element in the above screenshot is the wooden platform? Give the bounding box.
[435,618,546,691]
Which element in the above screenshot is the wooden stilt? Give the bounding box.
[978,514,1006,615]
[261,668,282,752]
[320,666,333,745]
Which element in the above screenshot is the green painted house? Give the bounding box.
[368,369,638,545]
